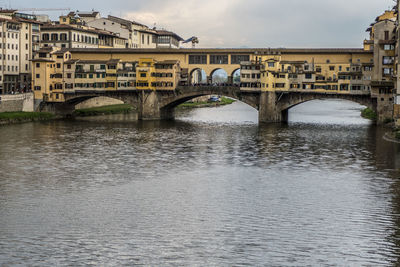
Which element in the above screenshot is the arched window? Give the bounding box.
[60,33,68,41]
[42,34,49,41]
[51,33,58,41]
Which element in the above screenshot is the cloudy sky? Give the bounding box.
[7,0,396,48]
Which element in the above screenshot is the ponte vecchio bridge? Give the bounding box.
[36,47,379,122]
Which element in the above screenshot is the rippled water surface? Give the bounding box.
[1,100,400,266]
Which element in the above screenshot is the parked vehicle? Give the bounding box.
[208,96,221,102]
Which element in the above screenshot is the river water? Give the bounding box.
[1,100,400,266]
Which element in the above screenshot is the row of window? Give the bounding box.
[0,65,19,72]
[255,83,369,91]
[0,54,19,61]
[151,73,173,78]
[189,55,250,65]
[0,32,18,39]
[42,33,99,45]
[241,74,260,79]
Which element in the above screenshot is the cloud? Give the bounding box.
[123,0,394,48]
[10,0,396,47]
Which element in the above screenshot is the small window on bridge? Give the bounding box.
[231,55,250,64]
[210,55,228,64]
[189,55,207,64]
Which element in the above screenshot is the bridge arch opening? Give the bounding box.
[211,69,228,84]
[283,98,372,124]
[232,69,241,85]
[190,68,207,85]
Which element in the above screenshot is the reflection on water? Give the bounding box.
[0,100,400,266]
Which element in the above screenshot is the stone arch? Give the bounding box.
[231,68,241,85]
[189,68,207,85]
[210,68,228,84]
[275,92,376,122]
[40,93,140,115]
[159,86,260,112]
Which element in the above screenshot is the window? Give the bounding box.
[383,68,393,75]
[383,56,394,65]
[384,31,389,40]
[210,55,228,64]
[329,66,335,71]
[305,73,312,79]
[36,63,40,68]
[384,44,394,50]
[231,55,250,64]
[189,55,207,64]
[140,73,146,77]
[268,62,275,67]
[36,74,40,78]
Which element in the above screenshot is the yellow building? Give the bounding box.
[31,48,182,102]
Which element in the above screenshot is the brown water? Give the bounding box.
[0,99,400,266]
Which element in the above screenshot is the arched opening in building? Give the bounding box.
[232,69,241,85]
[190,68,207,85]
[211,69,228,84]
[285,99,371,125]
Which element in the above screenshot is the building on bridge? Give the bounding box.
[31,47,182,102]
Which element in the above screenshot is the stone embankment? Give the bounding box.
[0,93,34,113]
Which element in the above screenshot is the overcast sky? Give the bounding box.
[7,0,396,48]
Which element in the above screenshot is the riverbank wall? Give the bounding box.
[0,93,34,113]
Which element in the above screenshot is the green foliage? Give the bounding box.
[73,104,133,117]
[361,108,377,121]
[178,97,236,109]
[384,118,394,124]
[0,112,54,121]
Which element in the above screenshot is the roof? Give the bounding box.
[31,58,55,62]
[77,11,100,18]
[76,60,108,64]
[64,59,80,64]
[0,9,16,14]
[41,24,100,35]
[107,59,120,64]
[66,48,372,58]
[156,30,183,41]
[280,60,307,64]
[138,28,156,34]
[156,60,179,64]
[13,17,43,25]
[107,15,133,28]
[41,24,124,38]
[52,48,70,55]
[108,15,145,27]
[0,17,21,24]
